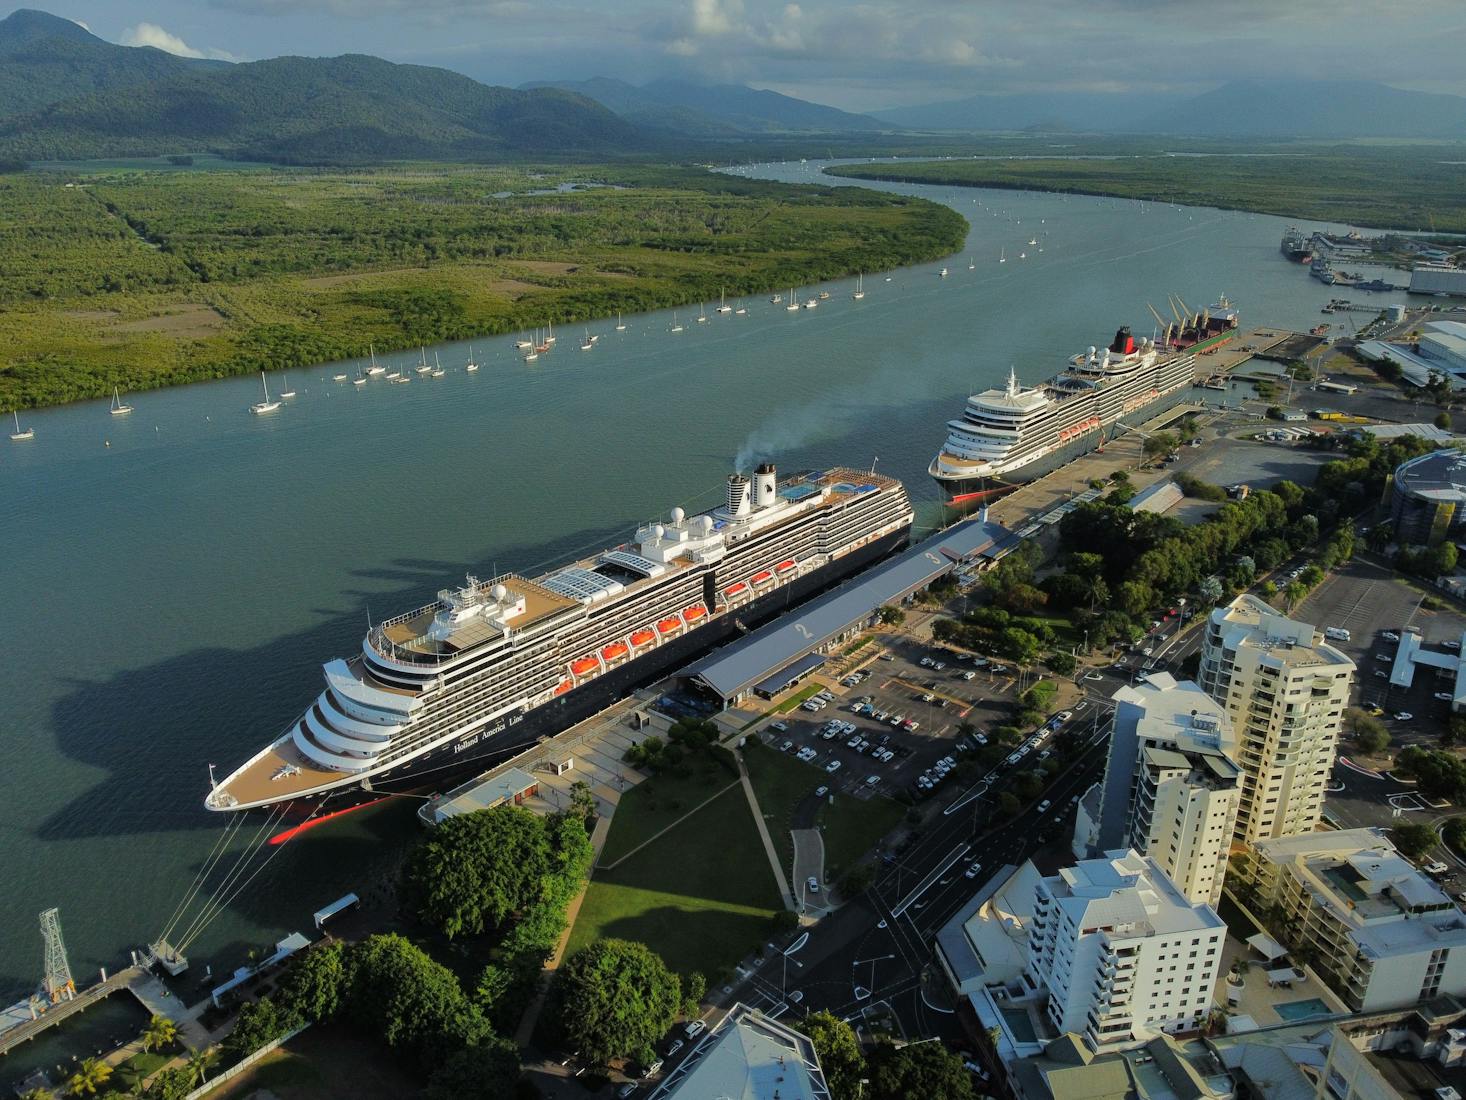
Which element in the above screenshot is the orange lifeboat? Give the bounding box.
[602,641,629,662]
[554,678,573,696]
[775,559,796,573]
[682,604,707,622]
[657,616,682,634]
[724,581,749,598]
[630,628,656,647]
[570,656,599,677]
[751,570,774,585]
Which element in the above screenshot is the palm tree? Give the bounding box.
[20,1088,57,1100]
[140,1014,178,1054]
[64,1057,112,1097]
[184,1047,219,1088]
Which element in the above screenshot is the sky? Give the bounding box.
[51,0,1466,110]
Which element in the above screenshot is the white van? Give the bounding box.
[1324,626,1351,642]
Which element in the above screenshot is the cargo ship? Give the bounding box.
[929,299,1239,505]
[206,466,913,812]
[1281,226,1314,263]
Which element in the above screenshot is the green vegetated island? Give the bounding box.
[825,144,1466,234]
[0,163,966,410]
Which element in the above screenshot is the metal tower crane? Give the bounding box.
[40,908,75,1003]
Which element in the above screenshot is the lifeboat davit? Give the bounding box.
[570,656,600,677]
[751,570,775,585]
[682,604,707,622]
[775,559,796,573]
[554,678,573,696]
[657,616,682,634]
[724,581,749,598]
[630,629,656,647]
[602,642,629,662]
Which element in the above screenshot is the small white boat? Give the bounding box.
[524,346,539,361]
[967,258,975,270]
[465,344,479,372]
[353,371,367,386]
[818,290,830,300]
[10,409,34,440]
[852,274,864,301]
[250,372,281,415]
[697,303,708,323]
[803,298,817,309]
[716,289,732,314]
[415,348,432,375]
[278,374,297,398]
[615,312,626,332]
[431,353,445,378]
[1019,251,1027,260]
[939,268,949,278]
[785,287,799,312]
[1028,237,1037,246]
[515,334,533,349]
[670,312,684,333]
[332,372,348,382]
[386,369,402,380]
[580,328,594,351]
[545,321,556,345]
[391,373,411,384]
[999,248,1006,264]
[734,301,747,315]
[769,293,783,304]
[110,387,134,416]
[366,345,386,375]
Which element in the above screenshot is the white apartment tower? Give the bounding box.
[1197,595,1354,846]
[1081,674,1242,908]
[1025,850,1226,1050]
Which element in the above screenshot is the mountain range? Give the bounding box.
[0,9,645,162]
[521,77,884,136]
[874,80,1466,139]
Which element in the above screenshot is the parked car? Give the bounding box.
[814,785,829,797]
[1382,631,1401,642]
[964,860,984,879]
[769,720,789,732]
[1037,799,1052,812]
[1394,712,1414,721]
[806,876,821,893]
[684,1020,706,1039]
[666,1039,684,1057]
[825,760,842,774]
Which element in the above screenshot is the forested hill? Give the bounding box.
[0,9,222,119]
[0,11,652,163]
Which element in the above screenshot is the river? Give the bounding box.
[0,158,1381,1013]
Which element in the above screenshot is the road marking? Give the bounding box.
[892,842,970,916]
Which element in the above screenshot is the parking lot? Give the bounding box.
[1296,557,1466,745]
[759,629,1092,807]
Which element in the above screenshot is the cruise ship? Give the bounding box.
[929,301,1239,504]
[206,466,912,812]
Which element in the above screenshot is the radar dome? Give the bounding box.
[1087,346,1097,357]
[699,516,715,534]
[653,524,666,540]
[491,583,508,602]
[670,506,686,524]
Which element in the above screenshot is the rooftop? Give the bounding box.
[1046,850,1224,939]
[650,1004,829,1100]
[1209,595,1354,673]
[1393,447,1466,505]
[686,517,1012,701]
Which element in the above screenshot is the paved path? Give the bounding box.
[790,827,830,915]
[594,779,741,872]
[737,752,797,911]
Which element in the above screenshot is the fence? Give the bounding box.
[183,1024,311,1099]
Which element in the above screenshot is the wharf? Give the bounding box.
[0,967,141,1056]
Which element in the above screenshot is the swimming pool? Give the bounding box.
[1274,997,1331,1021]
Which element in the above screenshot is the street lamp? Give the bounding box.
[853,953,895,998]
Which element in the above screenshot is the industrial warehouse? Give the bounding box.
[683,516,1014,707]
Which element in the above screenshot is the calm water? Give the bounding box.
[1,160,1374,1001]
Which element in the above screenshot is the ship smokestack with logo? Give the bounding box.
[754,463,777,509]
[1110,326,1136,355]
[726,473,752,517]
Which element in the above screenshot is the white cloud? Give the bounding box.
[120,22,239,60]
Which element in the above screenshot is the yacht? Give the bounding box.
[10,409,34,440]
[716,290,733,314]
[852,274,865,301]
[250,373,281,415]
[670,312,684,333]
[366,345,386,375]
[785,288,799,312]
[110,387,134,416]
[465,345,479,373]
[278,375,297,398]
[615,313,627,332]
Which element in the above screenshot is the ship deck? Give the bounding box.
[214,737,349,807]
[382,577,580,655]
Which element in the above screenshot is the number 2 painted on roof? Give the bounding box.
[794,623,813,640]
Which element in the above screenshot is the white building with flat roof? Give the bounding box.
[1251,828,1466,1013]
[1081,674,1241,908]
[1027,851,1226,1050]
[1198,595,1353,846]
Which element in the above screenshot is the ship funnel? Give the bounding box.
[726,473,752,518]
[755,463,777,509]
[1110,326,1135,355]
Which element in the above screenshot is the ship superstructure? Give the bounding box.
[207,466,912,811]
[929,300,1239,503]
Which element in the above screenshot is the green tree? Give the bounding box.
[223,998,287,1062]
[403,805,555,938]
[1436,411,1452,430]
[1198,575,1224,604]
[999,627,1042,665]
[803,1011,866,1100]
[1045,651,1076,675]
[996,792,1021,817]
[877,605,905,626]
[140,1014,178,1053]
[1390,822,1440,861]
[1019,680,1057,711]
[424,1039,521,1100]
[553,940,681,1066]
[277,941,346,1024]
[869,1041,975,1100]
[1143,431,1178,459]
[683,972,708,1018]
[568,780,598,822]
[343,934,492,1071]
[64,1058,112,1098]
[1397,746,1466,801]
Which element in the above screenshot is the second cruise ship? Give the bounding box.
[206,465,912,812]
[929,300,1239,504]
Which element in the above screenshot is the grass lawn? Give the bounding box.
[770,683,826,714]
[743,741,905,883]
[566,785,782,979]
[596,757,738,866]
[205,1025,418,1100]
[110,1050,170,1091]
